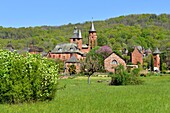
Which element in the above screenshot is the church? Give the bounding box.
[47,22,97,73]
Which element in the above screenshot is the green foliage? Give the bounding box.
[1,76,170,112]
[68,65,76,75]
[85,46,104,72]
[0,14,170,67]
[0,14,170,52]
[0,50,59,104]
[151,55,154,71]
[110,65,142,85]
[131,68,140,77]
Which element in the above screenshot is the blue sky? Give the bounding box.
[0,0,170,28]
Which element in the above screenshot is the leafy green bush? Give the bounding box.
[0,50,59,104]
[109,65,142,85]
[68,65,76,75]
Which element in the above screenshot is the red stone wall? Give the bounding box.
[131,48,143,65]
[81,48,90,53]
[70,38,82,50]
[89,32,97,49]
[48,53,84,61]
[104,53,126,73]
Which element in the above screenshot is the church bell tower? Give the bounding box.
[88,21,97,49]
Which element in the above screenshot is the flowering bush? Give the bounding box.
[0,50,59,104]
[96,45,113,59]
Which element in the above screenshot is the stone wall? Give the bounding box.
[131,47,143,65]
[104,53,126,73]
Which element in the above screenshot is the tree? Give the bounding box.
[80,47,102,84]
[81,56,101,84]
[96,45,113,59]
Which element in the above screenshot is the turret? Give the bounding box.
[70,27,82,50]
[88,21,97,49]
[153,48,161,71]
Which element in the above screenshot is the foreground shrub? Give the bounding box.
[0,50,59,104]
[109,65,143,85]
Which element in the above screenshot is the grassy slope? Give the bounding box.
[1,76,170,113]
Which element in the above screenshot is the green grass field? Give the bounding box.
[1,75,170,113]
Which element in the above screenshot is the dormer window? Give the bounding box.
[70,48,73,52]
[58,48,62,52]
[111,60,118,65]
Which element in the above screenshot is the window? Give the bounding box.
[70,48,73,51]
[63,56,65,60]
[58,48,62,52]
[111,60,118,65]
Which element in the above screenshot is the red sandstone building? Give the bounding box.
[47,22,97,73]
[104,53,126,73]
[131,46,144,65]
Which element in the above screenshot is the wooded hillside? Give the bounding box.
[0,14,170,52]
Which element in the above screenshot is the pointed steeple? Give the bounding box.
[73,26,78,34]
[89,21,96,32]
[153,48,161,54]
[71,26,78,38]
[78,29,82,38]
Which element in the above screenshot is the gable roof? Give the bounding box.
[65,55,80,63]
[104,52,125,62]
[132,47,143,55]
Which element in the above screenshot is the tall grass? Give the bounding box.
[1,76,170,113]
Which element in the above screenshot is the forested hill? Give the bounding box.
[0,14,170,52]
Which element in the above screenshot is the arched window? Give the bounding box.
[111,60,118,65]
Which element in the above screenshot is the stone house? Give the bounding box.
[65,55,81,73]
[104,53,126,73]
[131,47,143,65]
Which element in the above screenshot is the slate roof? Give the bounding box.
[29,46,44,52]
[51,43,83,55]
[89,21,96,32]
[71,27,82,39]
[153,48,161,54]
[6,44,14,52]
[65,55,80,63]
[71,27,78,38]
[82,44,88,48]
[78,30,82,38]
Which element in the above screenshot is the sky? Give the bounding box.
[0,0,170,28]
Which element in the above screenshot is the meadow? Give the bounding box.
[1,75,170,113]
